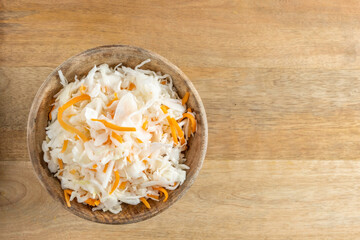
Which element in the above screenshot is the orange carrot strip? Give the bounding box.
[84,198,100,206]
[67,113,76,119]
[160,80,167,85]
[58,94,91,142]
[126,156,131,163]
[107,92,118,107]
[79,84,86,94]
[91,119,136,132]
[142,117,148,130]
[182,113,196,133]
[64,189,73,195]
[153,187,168,202]
[169,121,178,144]
[109,170,120,195]
[119,181,127,190]
[92,164,97,169]
[182,92,190,105]
[49,105,55,121]
[143,160,148,165]
[70,169,76,175]
[64,190,71,207]
[161,105,178,144]
[103,162,109,173]
[58,158,63,169]
[147,194,159,200]
[111,131,124,143]
[136,138,143,143]
[89,169,97,172]
[140,197,151,209]
[178,108,193,122]
[61,140,69,153]
[128,82,136,90]
[84,199,94,206]
[103,135,112,145]
[160,105,169,114]
[171,118,185,144]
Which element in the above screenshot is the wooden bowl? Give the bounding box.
[27,45,208,224]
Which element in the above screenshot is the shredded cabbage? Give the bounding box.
[43,60,196,213]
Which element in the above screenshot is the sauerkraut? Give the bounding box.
[42,60,196,213]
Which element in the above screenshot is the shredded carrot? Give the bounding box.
[161,105,178,144]
[91,119,136,132]
[126,156,131,163]
[140,197,151,209]
[143,160,148,165]
[136,138,143,143]
[103,162,109,173]
[147,194,159,200]
[160,80,167,85]
[169,121,178,144]
[109,170,120,195]
[172,182,178,187]
[106,92,118,107]
[79,84,87,94]
[103,135,112,145]
[160,105,169,114]
[64,189,73,195]
[67,113,76,118]
[128,82,136,90]
[70,169,76,175]
[64,190,71,207]
[142,117,148,130]
[89,169,97,172]
[111,131,124,144]
[182,92,190,105]
[49,105,55,121]
[110,110,115,119]
[153,187,168,202]
[171,117,185,144]
[61,140,69,153]
[92,164,97,169]
[74,135,79,140]
[58,158,63,169]
[182,113,196,133]
[84,199,93,205]
[58,94,91,142]
[85,198,100,206]
[179,108,193,122]
[119,181,127,190]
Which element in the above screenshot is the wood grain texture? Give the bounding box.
[3,160,360,240]
[2,0,360,238]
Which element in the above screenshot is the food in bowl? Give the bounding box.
[42,60,196,213]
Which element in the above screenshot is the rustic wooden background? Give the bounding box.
[2,0,360,239]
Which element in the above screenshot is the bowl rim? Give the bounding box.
[27,44,208,224]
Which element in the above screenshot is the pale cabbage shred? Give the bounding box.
[42,60,195,213]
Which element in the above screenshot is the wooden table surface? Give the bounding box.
[2,0,360,239]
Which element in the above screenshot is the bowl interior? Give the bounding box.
[27,45,208,224]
